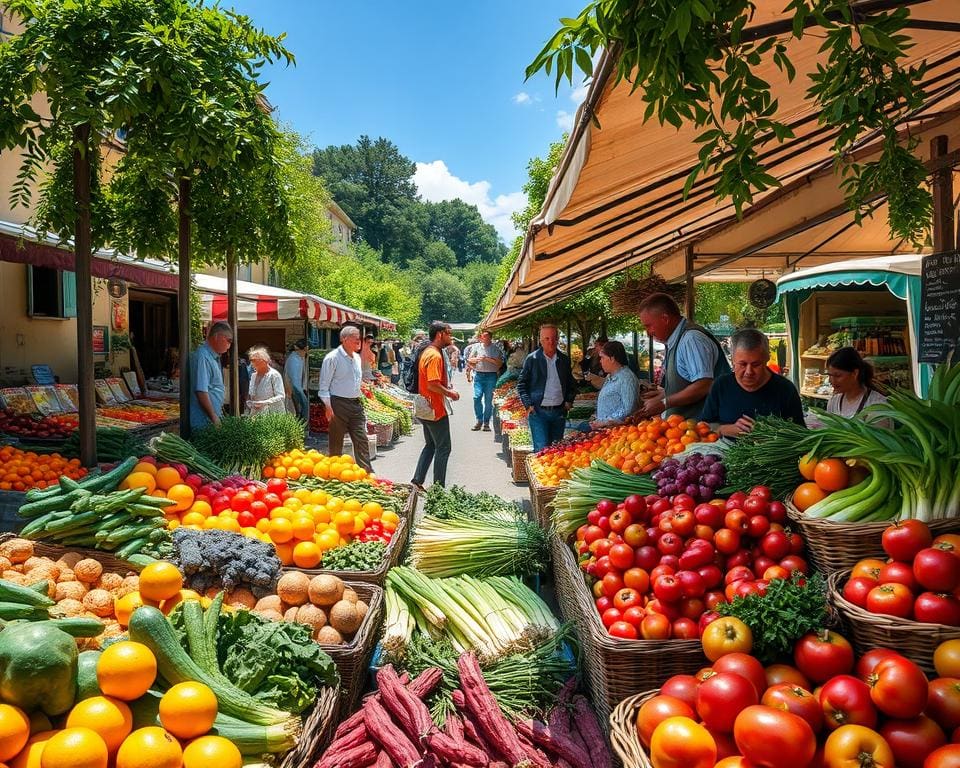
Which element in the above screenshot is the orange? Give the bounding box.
[292,541,322,568]
[362,502,383,519]
[11,730,54,768]
[161,589,202,615]
[181,511,207,527]
[219,517,241,533]
[291,517,315,541]
[333,510,354,535]
[188,500,212,517]
[343,499,362,513]
[181,735,241,768]
[0,704,29,762]
[316,529,340,552]
[65,697,131,753]
[96,642,157,701]
[798,453,818,481]
[131,462,157,478]
[165,484,195,513]
[273,542,294,565]
[158,682,217,739]
[115,727,181,768]
[38,727,107,768]
[120,472,156,494]
[154,467,182,491]
[268,518,293,544]
[138,562,183,602]
[113,592,145,628]
[286,466,301,481]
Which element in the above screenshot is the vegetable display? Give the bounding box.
[191,413,305,478]
[0,444,88,492]
[320,540,387,571]
[552,460,656,538]
[652,452,726,502]
[424,484,521,522]
[61,427,147,463]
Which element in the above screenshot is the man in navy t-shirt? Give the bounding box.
[700,328,805,438]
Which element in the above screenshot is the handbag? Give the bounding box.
[414,393,438,421]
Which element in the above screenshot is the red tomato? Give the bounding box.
[714,528,741,555]
[679,596,705,620]
[594,595,613,614]
[768,500,788,523]
[747,514,771,539]
[879,561,919,592]
[855,648,905,681]
[926,677,960,733]
[882,519,933,562]
[696,672,759,733]
[779,554,810,575]
[851,558,886,581]
[880,715,946,768]
[608,543,635,571]
[659,675,699,710]
[654,574,683,603]
[623,494,646,517]
[914,592,960,626]
[640,613,672,640]
[636,695,695,747]
[658,532,683,556]
[613,588,643,611]
[607,620,637,639]
[761,531,791,560]
[230,490,253,512]
[924,743,960,768]
[725,509,749,533]
[622,606,645,628]
[765,663,811,691]
[236,510,255,528]
[262,492,283,509]
[866,582,915,619]
[701,617,753,662]
[713,653,767,699]
[608,508,633,533]
[622,567,650,593]
[867,656,929,719]
[915,547,960,593]
[814,458,849,491]
[762,683,823,733]
[623,524,647,548]
[590,538,614,558]
[265,477,287,495]
[695,503,724,529]
[823,724,894,768]
[677,570,705,598]
[794,630,855,684]
[820,675,878,731]
[725,565,756,586]
[601,572,624,598]
[743,494,770,516]
[672,618,699,640]
[600,608,623,629]
[733,704,816,768]
[649,716,716,768]
[249,500,269,520]
[843,576,876,609]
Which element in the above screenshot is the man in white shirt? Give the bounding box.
[317,325,372,472]
[517,325,577,452]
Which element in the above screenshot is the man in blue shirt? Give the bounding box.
[284,338,310,428]
[189,321,233,431]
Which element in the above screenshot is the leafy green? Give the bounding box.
[424,484,523,522]
[718,572,829,665]
[214,609,339,715]
[192,413,305,477]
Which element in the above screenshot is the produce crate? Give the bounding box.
[286,516,408,586]
[314,580,385,717]
[370,421,394,447]
[279,685,339,768]
[526,454,558,528]
[609,691,657,768]
[0,490,26,533]
[511,445,532,483]
[829,570,960,677]
[551,534,706,724]
[0,532,144,574]
[786,499,960,573]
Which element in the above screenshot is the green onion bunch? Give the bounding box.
[191,413,305,477]
[551,460,656,538]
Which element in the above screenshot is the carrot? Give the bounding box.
[373,751,394,768]
[571,695,611,768]
[443,713,465,744]
[335,668,443,740]
[319,725,370,762]
[314,741,378,768]
[363,698,422,768]
[515,720,591,768]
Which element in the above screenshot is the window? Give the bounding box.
[240,264,253,282]
[27,266,76,318]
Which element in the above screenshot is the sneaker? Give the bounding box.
[471,422,482,431]
[482,424,491,432]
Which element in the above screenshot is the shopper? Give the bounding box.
[377,341,395,379]
[317,325,372,472]
[189,321,233,430]
[467,329,504,432]
[579,335,608,378]
[361,335,377,382]
[246,346,287,415]
[589,341,641,429]
[518,324,577,452]
[284,339,310,425]
[411,321,460,491]
[826,347,889,426]
[637,292,730,419]
[700,329,805,437]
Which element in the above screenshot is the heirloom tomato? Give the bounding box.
[733,705,816,768]
[648,716,716,768]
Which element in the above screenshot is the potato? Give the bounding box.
[224,588,257,610]
[308,575,343,607]
[294,604,327,632]
[355,600,369,621]
[283,606,299,622]
[82,588,115,618]
[314,625,343,645]
[254,609,284,622]
[341,588,359,604]
[55,581,88,602]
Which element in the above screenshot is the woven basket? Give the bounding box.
[829,570,960,677]
[371,421,394,447]
[286,516,408,585]
[0,533,143,574]
[512,446,532,483]
[786,500,960,574]
[551,534,706,723]
[527,455,559,528]
[279,685,339,768]
[609,691,657,768]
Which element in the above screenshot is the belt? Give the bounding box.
[539,404,565,411]
[330,395,361,402]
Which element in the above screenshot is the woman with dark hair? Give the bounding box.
[588,340,641,429]
[825,346,889,425]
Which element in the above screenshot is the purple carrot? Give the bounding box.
[314,741,378,768]
[336,669,443,740]
[571,695,612,768]
[515,720,591,768]
[363,698,422,768]
[377,664,435,744]
[424,731,489,767]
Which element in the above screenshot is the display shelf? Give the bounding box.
[800,390,832,401]
[801,353,831,360]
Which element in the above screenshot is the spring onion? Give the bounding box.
[551,459,656,538]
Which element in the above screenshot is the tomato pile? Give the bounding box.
[0,409,77,439]
[793,455,855,512]
[641,623,960,768]
[99,405,168,424]
[0,445,87,491]
[842,521,960,625]
[533,414,717,486]
[576,486,805,640]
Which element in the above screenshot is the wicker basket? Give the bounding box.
[551,534,706,723]
[279,685,339,768]
[609,691,657,768]
[512,446,532,483]
[0,533,143,574]
[371,421,394,447]
[286,516,408,585]
[786,500,960,574]
[829,570,960,677]
[527,455,559,528]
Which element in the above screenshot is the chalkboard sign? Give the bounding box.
[919,251,960,363]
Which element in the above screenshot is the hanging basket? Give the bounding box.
[610,274,686,317]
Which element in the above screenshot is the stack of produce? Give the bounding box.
[62,427,147,463]
[507,426,533,447]
[531,415,717,486]
[191,412,305,478]
[552,460,657,538]
[370,386,413,436]
[308,401,329,433]
[289,476,408,516]
[168,527,282,600]
[652,452,726,502]
[565,404,595,421]
[98,405,169,424]
[263,447,370,482]
[0,445,88,492]
[0,409,78,439]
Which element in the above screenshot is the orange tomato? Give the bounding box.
[649,716,716,768]
[813,458,849,492]
[793,482,828,512]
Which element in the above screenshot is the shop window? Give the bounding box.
[26,266,76,318]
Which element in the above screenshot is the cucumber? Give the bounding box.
[17,489,86,520]
[75,650,102,700]
[0,603,50,621]
[33,617,104,638]
[125,554,155,569]
[115,537,148,558]
[182,599,229,683]
[59,476,82,493]
[0,579,55,607]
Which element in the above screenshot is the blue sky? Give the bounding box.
[224,0,587,242]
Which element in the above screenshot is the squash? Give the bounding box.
[75,651,102,700]
[0,622,78,716]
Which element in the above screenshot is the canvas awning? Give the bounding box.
[484,0,960,328]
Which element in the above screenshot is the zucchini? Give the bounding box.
[32,617,104,638]
[0,603,50,621]
[115,537,148,559]
[182,597,229,683]
[17,489,85,520]
[0,579,55,607]
[128,606,293,726]
[75,650,102,700]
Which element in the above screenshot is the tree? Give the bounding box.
[459,261,499,321]
[420,271,467,324]
[695,282,785,329]
[423,199,506,265]
[530,1,932,244]
[419,241,459,272]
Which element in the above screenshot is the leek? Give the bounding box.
[552,459,656,537]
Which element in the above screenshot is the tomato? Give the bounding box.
[676,570,705,598]
[798,453,817,480]
[608,543,635,571]
[640,613,672,639]
[714,528,742,555]
[701,616,753,661]
[793,482,827,512]
[649,716,716,768]
[843,576,877,608]
[779,554,810,575]
[622,567,650,593]
[635,545,660,570]
[236,510,255,528]
[671,510,695,537]
[713,653,767,698]
[761,531,791,560]
[230,490,253,512]
[794,630,855,684]
[924,744,960,768]
[814,458,849,492]
[658,532,683,556]
[679,540,714,570]
[704,590,726,610]
[609,509,633,533]
[262,492,283,509]
[659,675,699,710]
[714,759,752,768]
[672,617,699,640]
[623,524,648,548]
[608,620,638,639]
[763,683,823,733]
[916,547,960,593]
[880,715,946,768]
[867,656,928,719]
[590,538,614,558]
[679,597,705,621]
[733,704,816,768]
[624,494,646,517]
[882,520,933,562]
[933,534,960,555]
[820,675,878,731]
[765,663,811,691]
[935,640,960,678]
[636,694,695,747]
[602,572,625,598]
[851,558,886,581]
[695,503,724,529]
[879,561,919,592]
[696,672,759,732]
[697,564,723,590]
[613,588,643,611]
[601,608,623,628]
[823,724,894,768]
[866,582,915,619]
[265,477,287,495]
[725,509,749,533]
[654,575,682,603]
[623,606,645,628]
[914,592,960,626]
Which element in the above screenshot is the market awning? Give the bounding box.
[484,0,960,328]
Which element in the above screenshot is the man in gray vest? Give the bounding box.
[637,293,730,420]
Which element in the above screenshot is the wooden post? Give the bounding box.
[685,245,696,320]
[73,124,97,467]
[178,174,193,440]
[227,248,240,417]
[632,328,640,374]
[648,333,655,380]
[931,136,956,253]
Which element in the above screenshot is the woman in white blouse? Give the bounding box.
[246,346,287,415]
[826,347,889,427]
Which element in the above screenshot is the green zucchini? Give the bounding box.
[127,607,293,726]
[32,617,104,638]
[0,603,50,621]
[17,489,85,520]
[75,650,102,699]
[182,597,229,683]
[0,579,54,607]
[115,537,148,558]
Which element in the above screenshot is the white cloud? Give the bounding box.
[556,80,591,132]
[513,91,531,105]
[556,110,574,131]
[414,160,526,242]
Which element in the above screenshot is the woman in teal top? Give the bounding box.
[590,341,641,429]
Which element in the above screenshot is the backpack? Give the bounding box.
[402,342,429,394]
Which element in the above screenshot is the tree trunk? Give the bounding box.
[227,247,240,417]
[178,173,193,440]
[73,124,97,467]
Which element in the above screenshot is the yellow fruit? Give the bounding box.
[182,735,241,768]
[138,562,183,602]
[65,697,131,753]
[291,517,315,541]
[362,502,383,519]
[181,511,207,527]
[292,541,322,569]
[115,727,181,768]
[316,529,340,552]
[269,518,293,544]
[153,467,182,491]
[11,730,54,768]
[286,467,301,481]
[343,499,362,513]
[131,462,157,478]
[0,704,30,762]
[165,484,195,513]
[219,517,241,533]
[293,488,311,502]
[96,642,157,701]
[273,542,294,566]
[120,473,156,494]
[39,727,107,768]
[161,589,202,615]
[159,683,217,739]
[188,500,212,517]
[113,592,145,628]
